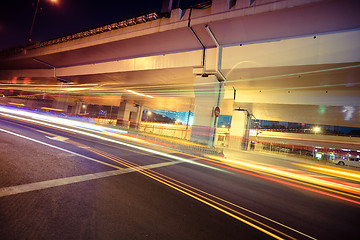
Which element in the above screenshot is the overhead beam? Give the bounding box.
[56,50,203,77]
[222,29,360,70]
[235,89,360,107]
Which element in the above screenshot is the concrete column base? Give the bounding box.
[190,75,224,146]
[117,101,142,128]
[229,109,251,150]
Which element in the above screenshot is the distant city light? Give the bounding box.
[188,116,193,126]
[315,152,322,159]
[313,127,321,133]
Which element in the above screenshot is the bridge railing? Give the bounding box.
[1,12,159,56]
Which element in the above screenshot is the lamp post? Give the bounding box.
[28,0,40,44]
[27,0,57,44]
[146,110,152,121]
[234,108,256,150]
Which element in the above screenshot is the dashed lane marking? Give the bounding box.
[0,161,179,198]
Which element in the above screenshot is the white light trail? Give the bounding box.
[126,89,154,98]
[0,108,223,172]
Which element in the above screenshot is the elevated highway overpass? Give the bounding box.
[1,0,359,146]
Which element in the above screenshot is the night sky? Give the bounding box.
[0,0,174,50]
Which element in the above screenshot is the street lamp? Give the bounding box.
[28,0,58,44]
[146,110,152,121]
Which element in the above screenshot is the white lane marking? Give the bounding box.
[46,135,69,142]
[0,127,123,170]
[0,161,179,197]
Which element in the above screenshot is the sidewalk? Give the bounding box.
[124,127,223,156]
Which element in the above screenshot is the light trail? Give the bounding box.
[0,128,122,170]
[3,106,359,206]
[4,107,359,205]
[295,163,360,182]
[126,89,154,98]
[203,155,360,205]
[0,105,126,134]
[0,109,226,173]
[233,158,359,195]
[208,161,360,206]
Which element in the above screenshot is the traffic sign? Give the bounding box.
[214,106,220,117]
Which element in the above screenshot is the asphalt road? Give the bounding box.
[0,111,359,240]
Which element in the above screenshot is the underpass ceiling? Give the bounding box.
[61,62,360,94]
[224,62,360,91]
[67,67,196,91]
[1,62,359,101]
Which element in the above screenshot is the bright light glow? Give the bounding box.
[188,116,193,126]
[313,127,321,133]
[126,90,154,98]
[147,111,152,115]
[342,106,355,121]
[62,87,90,91]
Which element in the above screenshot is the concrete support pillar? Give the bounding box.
[52,97,71,113]
[117,101,131,127]
[74,102,83,115]
[190,75,224,147]
[52,100,65,110]
[117,101,143,128]
[137,105,144,127]
[130,104,143,128]
[229,109,251,150]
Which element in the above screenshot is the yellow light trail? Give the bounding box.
[126,89,154,98]
[40,107,64,112]
[204,155,360,203]
[295,163,360,182]
[8,102,25,106]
